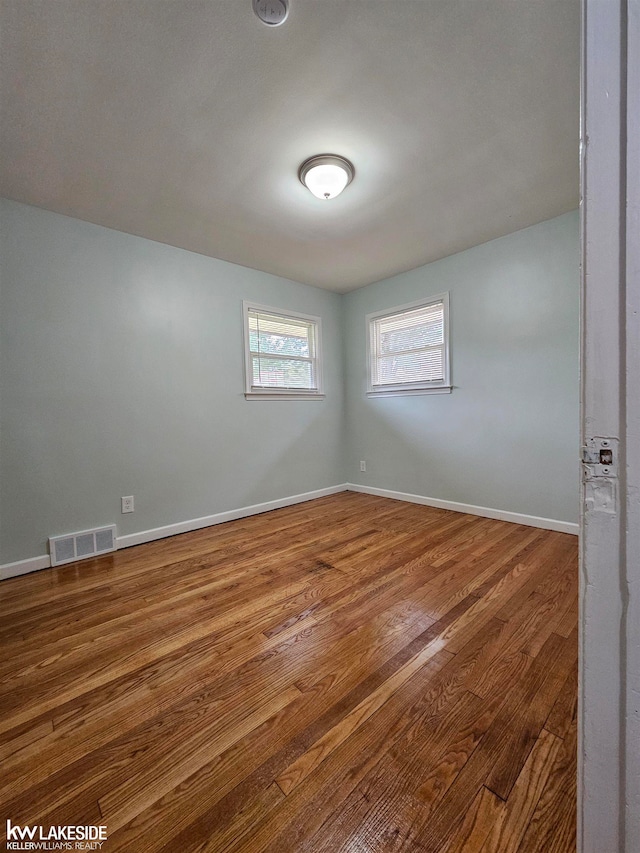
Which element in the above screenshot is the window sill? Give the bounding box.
[366,385,452,398]
[245,392,326,401]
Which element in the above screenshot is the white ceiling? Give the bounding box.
[0,0,580,293]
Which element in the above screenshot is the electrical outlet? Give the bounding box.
[121,495,134,514]
[360,461,366,472]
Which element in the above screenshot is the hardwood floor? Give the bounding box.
[0,492,578,852]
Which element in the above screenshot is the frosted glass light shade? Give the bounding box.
[299,155,354,200]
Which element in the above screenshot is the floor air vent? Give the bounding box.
[49,525,117,567]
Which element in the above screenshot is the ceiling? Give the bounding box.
[0,0,580,293]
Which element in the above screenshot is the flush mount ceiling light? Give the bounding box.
[253,0,289,26]
[298,155,355,200]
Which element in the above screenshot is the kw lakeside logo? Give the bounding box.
[5,821,107,851]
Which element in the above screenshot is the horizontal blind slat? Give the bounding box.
[374,349,444,385]
[371,300,446,387]
[249,310,314,358]
[251,355,316,389]
[248,308,318,391]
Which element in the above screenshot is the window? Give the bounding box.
[367,294,451,396]
[243,302,324,399]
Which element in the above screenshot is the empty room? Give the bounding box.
[1,2,637,852]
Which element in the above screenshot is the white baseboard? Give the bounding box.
[0,481,578,581]
[0,485,349,581]
[115,484,349,549]
[0,554,52,580]
[346,483,579,535]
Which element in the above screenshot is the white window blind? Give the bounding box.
[368,296,450,394]
[245,305,322,397]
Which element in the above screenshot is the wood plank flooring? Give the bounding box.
[0,492,578,852]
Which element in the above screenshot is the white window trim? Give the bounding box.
[242,300,325,400]
[365,293,451,397]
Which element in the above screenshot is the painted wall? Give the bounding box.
[0,202,579,566]
[343,211,579,524]
[0,200,345,564]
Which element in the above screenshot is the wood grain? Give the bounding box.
[0,492,577,852]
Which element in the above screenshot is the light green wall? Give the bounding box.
[343,211,580,523]
[0,200,345,563]
[0,202,579,565]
